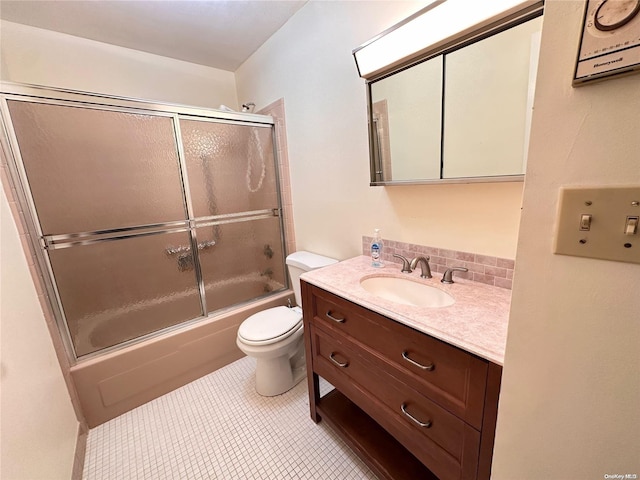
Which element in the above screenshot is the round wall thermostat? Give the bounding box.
[574,0,640,84]
[594,0,640,31]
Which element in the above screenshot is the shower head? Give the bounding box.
[241,102,256,113]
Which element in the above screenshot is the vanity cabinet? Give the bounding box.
[302,281,502,480]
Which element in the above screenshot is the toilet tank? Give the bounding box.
[286,251,338,306]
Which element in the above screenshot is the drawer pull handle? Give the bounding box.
[329,352,349,368]
[401,403,432,428]
[326,311,345,323]
[402,351,434,371]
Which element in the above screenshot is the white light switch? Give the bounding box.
[555,186,640,264]
[580,214,592,231]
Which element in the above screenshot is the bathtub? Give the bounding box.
[70,287,294,427]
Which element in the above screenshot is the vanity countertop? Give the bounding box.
[301,255,511,365]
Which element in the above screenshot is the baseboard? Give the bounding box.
[71,422,89,480]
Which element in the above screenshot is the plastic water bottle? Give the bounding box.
[371,229,383,267]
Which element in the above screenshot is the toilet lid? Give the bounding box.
[238,306,303,343]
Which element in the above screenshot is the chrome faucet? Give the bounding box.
[392,254,412,273]
[410,256,432,279]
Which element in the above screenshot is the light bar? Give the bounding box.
[353,0,541,79]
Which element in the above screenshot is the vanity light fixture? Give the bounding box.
[352,0,543,80]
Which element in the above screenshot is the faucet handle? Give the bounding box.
[392,254,412,273]
[441,267,468,284]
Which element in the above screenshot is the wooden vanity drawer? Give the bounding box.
[311,324,480,480]
[309,285,488,428]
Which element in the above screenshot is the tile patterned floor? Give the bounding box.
[83,357,377,479]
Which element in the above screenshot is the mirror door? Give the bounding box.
[367,13,543,185]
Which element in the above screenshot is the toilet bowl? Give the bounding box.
[237,306,305,396]
[236,251,338,396]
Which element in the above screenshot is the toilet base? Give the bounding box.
[255,355,306,397]
[237,322,306,397]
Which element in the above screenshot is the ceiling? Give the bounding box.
[0,0,307,71]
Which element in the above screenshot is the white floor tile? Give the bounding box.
[83,357,377,479]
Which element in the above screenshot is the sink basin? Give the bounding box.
[360,276,455,308]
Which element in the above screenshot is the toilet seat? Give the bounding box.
[238,306,303,346]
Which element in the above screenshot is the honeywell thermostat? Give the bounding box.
[574,0,640,85]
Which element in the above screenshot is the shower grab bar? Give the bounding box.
[166,240,216,256]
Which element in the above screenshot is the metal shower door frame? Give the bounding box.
[0,82,287,363]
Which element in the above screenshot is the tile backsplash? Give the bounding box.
[362,236,514,290]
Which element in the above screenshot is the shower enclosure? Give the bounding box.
[1,84,288,360]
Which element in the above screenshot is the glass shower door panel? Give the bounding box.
[7,100,187,235]
[196,217,286,313]
[180,120,278,217]
[48,231,202,356]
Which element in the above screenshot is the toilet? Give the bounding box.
[237,251,338,396]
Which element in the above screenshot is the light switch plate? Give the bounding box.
[555,186,640,264]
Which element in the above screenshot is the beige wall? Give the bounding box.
[493,1,640,478]
[235,0,524,261]
[1,185,79,479]
[0,20,238,109]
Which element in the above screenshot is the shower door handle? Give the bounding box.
[197,240,216,251]
[166,245,190,256]
[166,240,216,256]
[167,240,217,272]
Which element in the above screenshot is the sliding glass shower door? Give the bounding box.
[181,119,286,312]
[3,94,286,359]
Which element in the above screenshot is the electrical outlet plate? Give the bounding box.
[554,186,640,264]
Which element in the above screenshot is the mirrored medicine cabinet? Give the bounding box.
[366,5,543,185]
